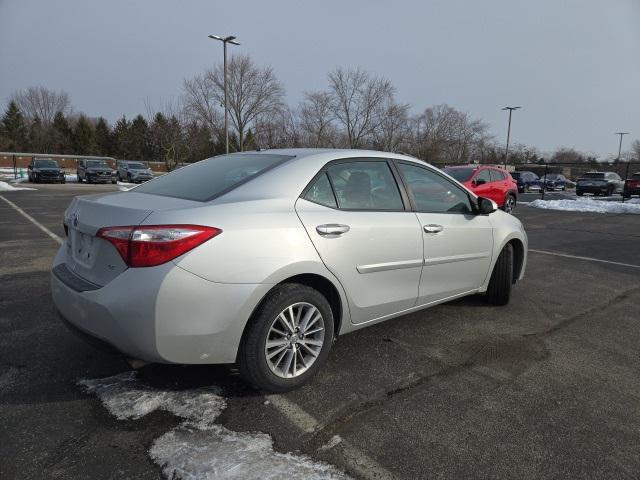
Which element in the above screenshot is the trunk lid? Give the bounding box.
[63,191,201,286]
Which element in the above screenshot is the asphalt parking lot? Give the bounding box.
[1,184,639,479]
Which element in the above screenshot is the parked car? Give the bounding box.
[540,173,569,191]
[117,161,154,183]
[77,159,117,184]
[27,158,66,184]
[511,171,541,193]
[623,172,640,198]
[576,171,624,196]
[441,165,518,213]
[51,149,528,392]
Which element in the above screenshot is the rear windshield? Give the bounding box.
[442,167,475,182]
[510,172,521,179]
[135,153,292,201]
[34,159,58,168]
[631,173,640,179]
[582,172,604,179]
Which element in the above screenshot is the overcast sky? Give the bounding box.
[1,0,638,157]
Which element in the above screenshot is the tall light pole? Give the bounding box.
[208,34,240,154]
[502,106,521,168]
[615,132,629,161]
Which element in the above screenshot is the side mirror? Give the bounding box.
[474,178,486,186]
[477,196,498,215]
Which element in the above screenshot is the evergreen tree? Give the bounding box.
[72,114,96,154]
[129,114,150,160]
[27,115,50,152]
[52,111,72,154]
[113,116,131,158]
[94,117,113,156]
[1,101,27,150]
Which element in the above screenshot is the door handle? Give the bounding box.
[423,224,444,234]
[316,224,350,236]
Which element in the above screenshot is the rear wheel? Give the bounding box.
[77,175,82,183]
[486,243,513,306]
[239,283,334,392]
[607,185,614,197]
[576,190,583,196]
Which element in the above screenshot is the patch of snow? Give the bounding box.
[528,197,640,214]
[0,181,35,191]
[79,372,350,480]
[117,181,136,191]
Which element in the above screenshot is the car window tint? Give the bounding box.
[398,163,472,214]
[475,169,491,183]
[303,173,337,208]
[326,161,403,210]
[135,153,292,201]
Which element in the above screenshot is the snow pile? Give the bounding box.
[0,181,35,192]
[79,372,349,480]
[528,197,640,214]
[117,181,135,191]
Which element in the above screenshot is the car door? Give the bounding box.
[295,159,423,324]
[395,162,494,305]
[490,169,510,205]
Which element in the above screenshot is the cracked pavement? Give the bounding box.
[1,184,639,479]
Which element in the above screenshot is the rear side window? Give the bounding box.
[326,161,404,210]
[303,173,337,208]
[490,170,506,181]
[135,153,292,201]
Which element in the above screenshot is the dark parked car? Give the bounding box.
[540,173,569,191]
[27,158,66,184]
[511,171,541,193]
[77,159,116,184]
[623,172,640,198]
[576,172,624,196]
[117,160,154,183]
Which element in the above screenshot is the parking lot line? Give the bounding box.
[266,394,399,480]
[0,194,63,245]
[529,248,640,269]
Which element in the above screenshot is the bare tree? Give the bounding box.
[11,86,72,123]
[298,91,337,147]
[327,67,394,148]
[631,139,640,161]
[183,54,285,151]
[254,106,300,149]
[412,104,491,164]
[182,74,222,135]
[372,100,411,152]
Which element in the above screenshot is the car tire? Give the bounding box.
[127,173,132,183]
[112,179,117,184]
[576,190,583,196]
[61,178,66,184]
[607,186,613,197]
[77,175,82,183]
[485,243,513,306]
[239,283,334,392]
[502,194,516,214]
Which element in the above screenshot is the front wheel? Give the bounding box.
[502,194,516,214]
[239,283,334,392]
[486,243,513,306]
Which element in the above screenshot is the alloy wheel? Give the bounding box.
[504,196,516,214]
[264,302,325,379]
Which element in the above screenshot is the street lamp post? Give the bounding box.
[502,106,521,168]
[615,132,629,161]
[208,34,240,154]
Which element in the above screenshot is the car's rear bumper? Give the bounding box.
[51,247,271,364]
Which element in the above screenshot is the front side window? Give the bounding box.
[303,173,337,208]
[326,161,404,210]
[475,169,492,184]
[397,163,472,214]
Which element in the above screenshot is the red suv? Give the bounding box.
[442,165,518,213]
[623,172,640,198]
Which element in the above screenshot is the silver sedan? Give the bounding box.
[51,149,527,392]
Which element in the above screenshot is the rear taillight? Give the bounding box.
[97,225,221,267]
